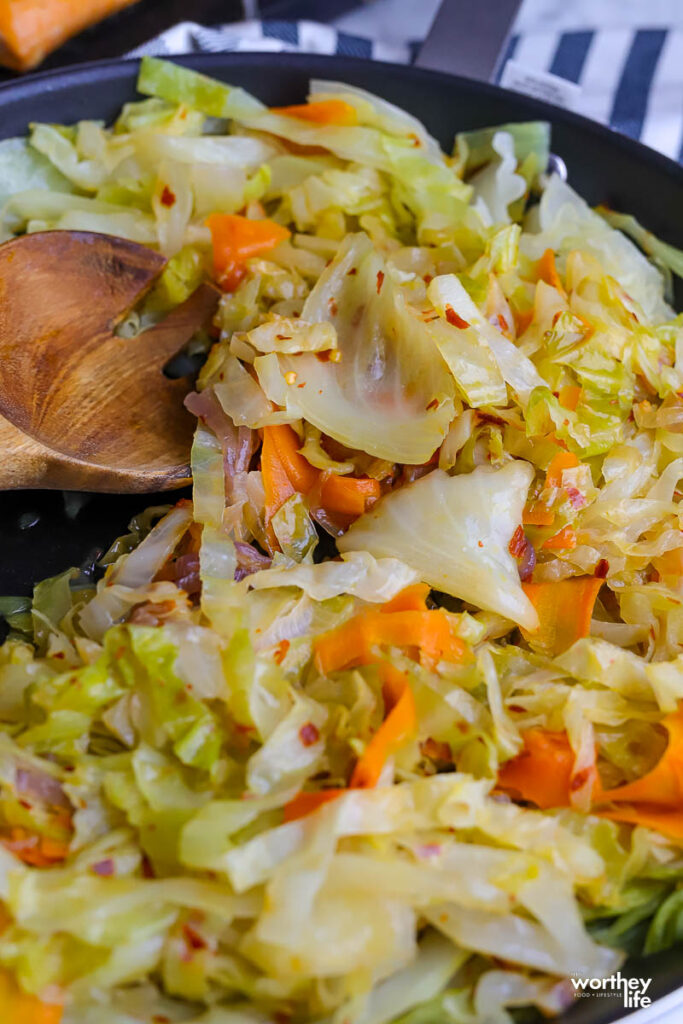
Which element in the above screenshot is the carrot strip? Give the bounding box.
[319,473,380,517]
[381,583,430,613]
[597,805,683,843]
[266,424,318,493]
[314,608,468,674]
[270,100,358,126]
[283,789,345,823]
[558,385,582,412]
[521,576,604,656]
[596,707,683,807]
[206,214,290,291]
[497,729,574,809]
[542,525,577,550]
[350,665,417,788]
[0,0,138,71]
[512,306,534,336]
[545,450,580,489]
[0,828,69,867]
[260,424,380,522]
[653,548,683,581]
[537,249,567,298]
[261,426,295,526]
[523,502,555,527]
[0,970,62,1023]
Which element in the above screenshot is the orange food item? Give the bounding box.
[523,502,555,527]
[0,0,139,71]
[0,828,69,867]
[497,729,574,809]
[350,665,417,788]
[260,425,380,545]
[512,306,534,336]
[558,385,582,412]
[381,583,430,613]
[545,450,580,489]
[206,214,290,291]
[596,707,683,807]
[653,547,683,581]
[284,665,416,820]
[542,525,577,550]
[0,969,62,1023]
[537,248,567,298]
[270,99,358,126]
[314,607,468,674]
[522,576,604,655]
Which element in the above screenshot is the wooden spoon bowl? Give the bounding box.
[0,231,220,492]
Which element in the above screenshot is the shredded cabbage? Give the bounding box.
[0,57,682,1024]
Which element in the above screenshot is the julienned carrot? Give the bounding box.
[269,100,358,126]
[381,583,430,613]
[542,525,577,550]
[597,806,683,842]
[558,385,582,412]
[537,248,567,298]
[283,788,345,823]
[497,729,574,809]
[0,828,69,868]
[596,707,683,807]
[545,450,580,489]
[0,0,138,71]
[260,425,380,536]
[314,607,468,674]
[523,502,555,527]
[512,306,534,336]
[206,214,290,291]
[319,474,380,517]
[284,665,416,821]
[521,576,603,656]
[260,426,295,548]
[350,665,417,788]
[0,969,62,1023]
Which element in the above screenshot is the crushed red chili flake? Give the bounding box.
[328,297,338,316]
[275,334,292,341]
[273,639,290,665]
[423,274,433,284]
[477,411,506,428]
[497,313,509,333]
[508,525,527,557]
[92,858,115,877]
[426,398,439,411]
[407,132,421,147]
[595,558,609,578]
[346,267,357,276]
[570,769,592,792]
[376,270,385,294]
[160,185,176,207]
[444,305,469,329]
[478,540,484,548]
[508,704,526,713]
[152,1017,171,1024]
[299,722,320,747]
[183,923,207,950]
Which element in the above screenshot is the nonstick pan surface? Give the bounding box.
[0,52,681,1024]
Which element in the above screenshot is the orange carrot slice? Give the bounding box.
[206,214,290,291]
[270,100,358,126]
[522,576,604,655]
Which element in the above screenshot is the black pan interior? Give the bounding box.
[0,53,681,1023]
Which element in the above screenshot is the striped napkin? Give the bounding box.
[130,1,683,164]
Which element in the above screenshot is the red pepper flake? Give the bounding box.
[595,558,609,579]
[570,768,591,792]
[18,800,32,810]
[92,858,115,877]
[160,185,176,207]
[407,132,421,147]
[551,311,562,327]
[477,411,506,427]
[566,486,586,509]
[426,398,439,411]
[444,305,470,329]
[376,270,385,294]
[275,334,292,341]
[497,313,509,333]
[182,923,207,950]
[53,651,65,659]
[508,525,527,557]
[347,267,357,276]
[152,1017,171,1024]
[508,704,526,713]
[478,540,484,548]
[273,639,290,665]
[328,297,338,316]
[299,722,320,747]
[423,274,433,285]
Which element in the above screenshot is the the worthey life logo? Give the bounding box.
[571,972,653,1009]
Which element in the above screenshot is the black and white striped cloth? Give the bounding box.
[130,8,683,164]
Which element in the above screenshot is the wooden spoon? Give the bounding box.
[0,231,220,492]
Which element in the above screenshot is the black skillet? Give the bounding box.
[0,5,682,1022]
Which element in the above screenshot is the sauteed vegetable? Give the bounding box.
[1,57,683,1024]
